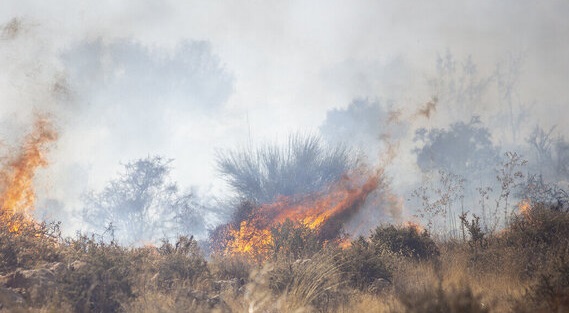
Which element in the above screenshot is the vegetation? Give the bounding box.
[81,156,206,245]
[216,133,354,204]
[1,201,568,312]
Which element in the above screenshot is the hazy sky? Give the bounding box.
[1,1,568,231]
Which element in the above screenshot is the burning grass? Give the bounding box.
[0,198,569,312]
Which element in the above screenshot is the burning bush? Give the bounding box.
[0,213,61,274]
[211,170,380,262]
[269,219,323,261]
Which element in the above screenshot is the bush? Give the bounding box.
[370,224,440,261]
[504,203,569,249]
[397,282,489,313]
[0,213,61,274]
[267,251,342,312]
[58,235,136,313]
[522,253,569,313]
[209,254,252,285]
[155,236,209,290]
[216,133,354,204]
[269,219,323,261]
[501,203,569,279]
[338,236,393,292]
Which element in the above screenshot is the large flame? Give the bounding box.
[0,117,57,232]
[223,170,380,260]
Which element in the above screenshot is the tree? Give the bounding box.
[414,117,500,178]
[216,134,354,204]
[81,156,205,245]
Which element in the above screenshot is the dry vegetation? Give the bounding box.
[1,202,568,313]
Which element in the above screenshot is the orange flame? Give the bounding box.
[403,221,425,234]
[223,171,380,260]
[0,117,57,232]
[518,199,531,218]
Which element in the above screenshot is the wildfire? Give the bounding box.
[0,117,57,232]
[223,171,380,260]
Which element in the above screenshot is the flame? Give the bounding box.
[338,237,352,249]
[518,199,531,218]
[403,221,425,234]
[0,117,57,232]
[223,171,380,260]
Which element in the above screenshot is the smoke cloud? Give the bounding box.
[1,1,568,239]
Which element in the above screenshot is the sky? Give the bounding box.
[1,0,568,235]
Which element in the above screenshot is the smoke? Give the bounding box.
[1,1,568,240]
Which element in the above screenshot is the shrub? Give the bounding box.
[155,236,209,290]
[504,203,569,248]
[370,224,440,261]
[216,133,354,204]
[522,252,569,313]
[58,235,136,313]
[397,282,489,313]
[338,236,393,292]
[0,213,61,274]
[209,254,252,285]
[269,219,323,261]
[267,251,342,312]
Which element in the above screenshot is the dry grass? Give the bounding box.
[1,204,568,312]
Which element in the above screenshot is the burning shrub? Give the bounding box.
[500,202,569,279]
[269,219,323,261]
[0,213,61,274]
[211,171,379,262]
[370,224,439,261]
[505,202,569,247]
[0,116,58,219]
